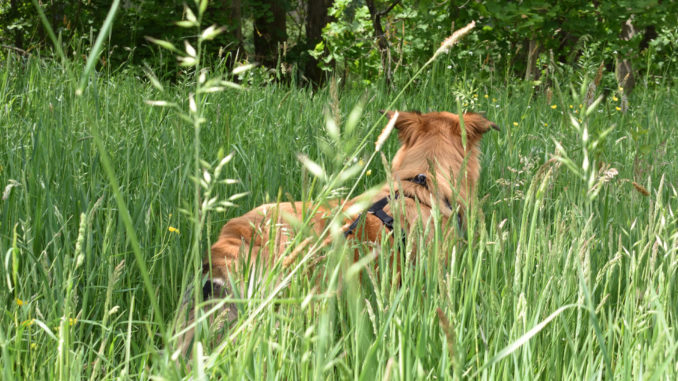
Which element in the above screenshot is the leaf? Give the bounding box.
[232,64,255,75]
[185,5,197,23]
[176,20,197,28]
[144,36,180,54]
[184,41,196,57]
[297,154,327,181]
[200,25,226,41]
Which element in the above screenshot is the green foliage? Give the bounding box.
[2,0,677,85]
[311,0,381,83]
[309,0,678,84]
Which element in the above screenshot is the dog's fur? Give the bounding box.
[176,110,497,355]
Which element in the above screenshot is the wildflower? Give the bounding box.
[513,122,518,127]
[22,319,35,326]
[579,104,583,108]
[544,123,548,127]
[31,343,37,350]
[168,226,180,234]
[569,105,573,109]
[358,159,365,166]
[484,94,489,99]
[69,318,77,326]
[618,86,624,92]
[16,298,24,306]
[578,118,583,123]
[550,104,557,109]
[615,106,621,111]
[574,109,578,114]
[473,94,478,99]
[492,98,497,102]
[612,96,618,102]
[169,213,173,218]
[366,170,372,176]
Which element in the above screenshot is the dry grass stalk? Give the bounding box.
[436,308,455,360]
[631,181,650,196]
[375,111,399,151]
[283,237,313,268]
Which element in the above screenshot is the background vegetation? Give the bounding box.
[2,1,677,87]
[1,0,677,379]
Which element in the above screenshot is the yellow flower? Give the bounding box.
[513,122,518,127]
[69,318,77,326]
[358,159,365,166]
[574,109,578,114]
[473,94,478,99]
[544,123,548,127]
[168,226,180,234]
[16,298,24,306]
[366,170,372,176]
[612,96,618,102]
[569,105,573,109]
[492,98,497,102]
[169,213,173,218]
[618,86,624,92]
[484,94,489,99]
[550,104,557,109]
[615,106,621,111]
[31,343,37,350]
[579,104,583,108]
[578,118,582,123]
[22,319,35,326]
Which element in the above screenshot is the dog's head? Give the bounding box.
[381,110,498,205]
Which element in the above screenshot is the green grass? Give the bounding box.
[1,52,677,380]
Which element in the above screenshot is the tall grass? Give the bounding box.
[1,41,677,379]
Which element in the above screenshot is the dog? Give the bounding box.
[175,110,498,356]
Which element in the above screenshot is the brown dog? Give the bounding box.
[176,110,498,355]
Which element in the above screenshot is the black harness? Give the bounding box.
[343,173,456,248]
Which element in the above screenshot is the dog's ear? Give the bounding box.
[381,110,423,146]
[462,112,499,138]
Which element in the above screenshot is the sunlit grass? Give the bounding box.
[1,52,677,379]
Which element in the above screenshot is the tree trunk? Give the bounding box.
[253,0,287,68]
[616,18,636,97]
[9,0,24,50]
[304,0,332,86]
[524,39,540,81]
[227,0,243,51]
[213,0,243,64]
[365,0,400,88]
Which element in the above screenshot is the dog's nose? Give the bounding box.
[491,122,500,131]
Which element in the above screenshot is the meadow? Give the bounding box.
[1,52,677,380]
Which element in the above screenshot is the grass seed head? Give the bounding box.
[433,21,476,59]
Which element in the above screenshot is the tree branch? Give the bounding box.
[378,0,402,17]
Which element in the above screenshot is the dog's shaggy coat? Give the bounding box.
[176,110,497,354]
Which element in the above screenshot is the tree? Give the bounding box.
[253,0,288,68]
[364,0,400,87]
[304,0,332,85]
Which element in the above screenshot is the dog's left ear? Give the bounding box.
[462,113,500,137]
[380,110,423,146]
